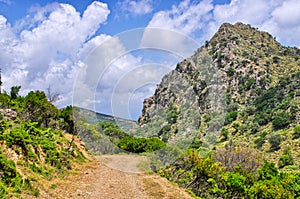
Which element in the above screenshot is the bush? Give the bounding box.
[117,136,166,153]
[224,111,238,125]
[268,134,282,152]
[278,148,294,168]
[166,105,179,124]
[220,128,229,142]
[227,67,235,77]
[0,153,23,190]
[278,155,294,168]
[272,112,291,130]
[0,181,8,198]
[158,148,300,199]
[253,113,269,126]
[292,125,300,139]
[254,131,267,149]
[254,137,265,149]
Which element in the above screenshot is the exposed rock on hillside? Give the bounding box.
[0,109,17,120]
[137,22,300,153]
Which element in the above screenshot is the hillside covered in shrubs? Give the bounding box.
[137,22,300,198]
[0,88,86,198]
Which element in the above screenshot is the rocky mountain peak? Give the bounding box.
[137,22,300,148]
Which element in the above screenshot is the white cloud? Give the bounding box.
[212,0,300,46]
[111,63,172,119]
[213,0,274,25]
[0,1,110,107]
[141,28,199,58]
[119,0,153,15]
[146,0,300,47]
[271,0,300,28]
[148,0,213,35]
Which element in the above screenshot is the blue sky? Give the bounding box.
[1,0,300,120]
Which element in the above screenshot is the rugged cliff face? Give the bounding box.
[137,22,300,152]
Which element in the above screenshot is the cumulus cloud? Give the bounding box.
[213,0,300,46]
[118,0,153,15]
[0,1,110,108]
[271,0,300,28]
[110,63,172,119]
[148,0,213,35]
[143,0,212,57]
[146,0,300,47]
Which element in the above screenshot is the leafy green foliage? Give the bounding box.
[292,125,300,139]
[10,86,21,99]
[224,110,238,125]
[0,153,21,187]
[99,121,166,153]
[220,128,229,142]
[23,91,60,128]
[272,112,291,130]
[158,149,300,198]
[0,89,86,197]
[99,121,128,142]
[278,148,294,168]
[60,105,74,134]
[0,181,8,198]
[253,72,299,131]
[118,136,166,153]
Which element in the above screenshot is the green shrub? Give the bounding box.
[254,137,265,149]
[98,121,128,142]
[278,155,294,168]
[220,128,229,142]
[278,148,294,168]
[227,67,235,77]
[0,153,19,185]
[272,56,280,63]
[166,105,179,124]
[117,136,165,153]
[0,181,7,198]
[253,113,269,125]
[254,131,267,149]
[268,134,282,152]
[272,112,291,130]
[292,125,300,139]
[224,111,238,125]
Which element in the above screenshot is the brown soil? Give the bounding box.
[25,154,193,199]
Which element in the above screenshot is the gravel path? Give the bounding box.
[29,155,193,199]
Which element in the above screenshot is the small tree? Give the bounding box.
[10,86,21,99]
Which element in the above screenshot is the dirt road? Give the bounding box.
[35,155,193,199]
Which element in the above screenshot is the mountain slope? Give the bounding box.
[137,22,300,162]
[136,22,300,199]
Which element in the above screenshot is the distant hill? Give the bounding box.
[73,106,137,132]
